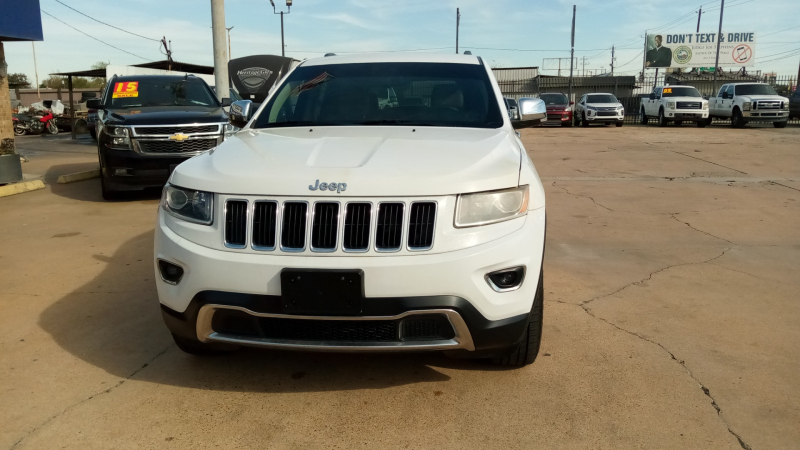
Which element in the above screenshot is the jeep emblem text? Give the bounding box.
[309,179,347,193]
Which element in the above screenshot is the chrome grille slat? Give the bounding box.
[281,202,308,251]
[311,202,339,251]
[375,203,404,251]
[252,201,277,250]
[343,203,371,251]
[135,125,219,135]
[408,202,436,250]
[224,200,248,248]
[137,138,218,154]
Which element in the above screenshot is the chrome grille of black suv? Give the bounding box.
[138,139,217,154]
[281,202,308,250]
[342,203,371,251]
[252,201,277,250]
[135,125,219,135]
[224,200,248,248]
[408,202,436,250]
[311,202,339,251]
[375,203,404,251]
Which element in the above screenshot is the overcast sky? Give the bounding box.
[4,0,800,83]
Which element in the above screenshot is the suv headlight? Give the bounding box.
[162,184,214,225]
[455,185,529,228]
[703,102,709,110]
[742,101,751,111]
[666,102,676,110]
[782,101,789,110]
[105,125,131,149]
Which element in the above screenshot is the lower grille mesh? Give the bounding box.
[137,139,217,153]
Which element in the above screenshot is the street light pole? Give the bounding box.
[713,0,724,94]
[568,5,575,103]
[456,8,460,54]
[210,0,229,102]
[270,0,292,57]
[227,26,234,61]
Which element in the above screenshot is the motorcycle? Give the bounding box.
[12,112,58,136]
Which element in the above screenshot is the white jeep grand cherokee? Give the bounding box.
[155,53,547,366]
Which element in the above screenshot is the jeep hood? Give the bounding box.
[171,126,522,196]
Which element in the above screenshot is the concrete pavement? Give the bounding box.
[1,124,797,449]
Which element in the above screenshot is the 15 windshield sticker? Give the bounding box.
[112,82,139,98]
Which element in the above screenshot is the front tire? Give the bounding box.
[561,119,572,127]
[100,174,120,201]
[657,108,668,127]
[696,120,707,128]
[731,109,746,128]
[640,107,649,125]
[46,121,59,134]
[581,112,589,127]
[774,121,788,128]
[492,270,544,367]
[615,121,624,127]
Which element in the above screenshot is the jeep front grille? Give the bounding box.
[281,202,308,251]
[311,202,339,251]
[252,201,278,250]
[408,202,436,250]
[375,202,404,251]
[342,203,371,251]
[224,200,248,248]
[219,199,437,253]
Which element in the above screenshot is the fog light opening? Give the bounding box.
[158,259,184,285]
[486,266,526,292]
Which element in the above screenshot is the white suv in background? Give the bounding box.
[640,85,709,127]
[155,53,548,367]
[574,93,625,127]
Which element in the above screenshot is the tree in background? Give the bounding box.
[7,73,31,88]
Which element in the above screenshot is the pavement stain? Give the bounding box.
[51,232,80,238]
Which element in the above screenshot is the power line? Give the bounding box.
[41,10,150,61]
[761,24,800,38]
[53,0,160,42]
[756,47,800,60]
[616,50,644,69]
[289,46,454,54]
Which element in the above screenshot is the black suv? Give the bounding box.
[88,75,230,200]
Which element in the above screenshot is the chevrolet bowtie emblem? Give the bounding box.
[168,133,190,141]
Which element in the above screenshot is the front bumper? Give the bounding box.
[99,147,197,191]
[584,111,624,122]
[155,207,546,353]
[664,109,709,121]
[742,110,789,121]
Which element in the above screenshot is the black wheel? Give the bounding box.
[100,173,121,201]
[696,120,707,128]
[89,128,97,140]
[640,107,649,125]
[603,122,611,126]
[492,270,544,367]
[581,112,589,127]
[731,109,746,128]
[561,119,572,127]
[657,108,668,127]
[675,121,683,126]
[774,121,788,128]
[573,112,580,126]
[172,334,238,356]
[615,121,624,127]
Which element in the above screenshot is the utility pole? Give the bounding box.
[568,5,575,102]
[696,6,703,33]
[456,8,460,54]
[610,45,615,76]
[31,42,40,99]
[210,0,230,101]
[581,56,587,76]
[160,37,173,70]
[226,26,234,61]
[642,29,648,81]
[269,0,292,57]
[712,0,724,94]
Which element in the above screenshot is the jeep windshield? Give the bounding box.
[253,62,504,129]
[735,84,778,96]
[108,79,219,109]
[662,87,701,98]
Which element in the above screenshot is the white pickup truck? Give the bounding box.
[709,83,789,128]
[640,85,709,127]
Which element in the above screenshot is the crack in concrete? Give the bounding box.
[769,181,800,193]
[9,344,173,450]
[711,263,800,288]
[669,151,749,175]
[669,213,736,244]
[554,184,615,212]
[561,247,753,450]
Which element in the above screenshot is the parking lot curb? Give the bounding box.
[57,168,101,184]
[0,180,46,198]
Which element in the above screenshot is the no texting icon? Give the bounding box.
[733,44,752,63]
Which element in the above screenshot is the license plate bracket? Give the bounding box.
[280,269,364,315]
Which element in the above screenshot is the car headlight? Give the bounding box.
[162,184,214,225]
[587,106,597,111]
[782,101,789,110]
[742,102,751,111]
[667,102,676,110]
[455,185,529,228]
[105,125,131,149]
[564,106,572,112]
[703,102,709,110]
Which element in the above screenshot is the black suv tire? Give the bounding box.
[492,270,544,367]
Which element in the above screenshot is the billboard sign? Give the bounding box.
[645,32,756,68]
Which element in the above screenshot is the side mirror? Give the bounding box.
[569,101,575,106]
[229,100,254,128]
[221,97,233,107]
[649,93,656,100]
[703,95,709,100]
[512,97,546,129]
[86,99,102,109]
